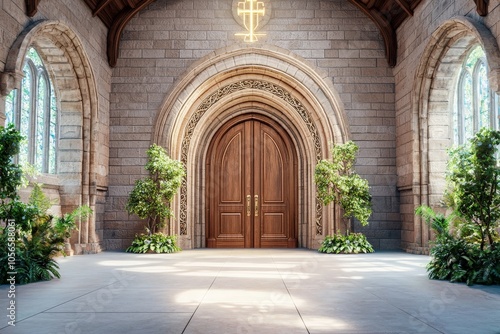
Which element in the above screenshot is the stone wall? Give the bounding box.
[106,0,399,250]
[0,0,111,253]
[5,0,494,253]
[394,0,500,252]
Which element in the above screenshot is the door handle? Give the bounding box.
[255,195,259,217]
[246,195,251,216]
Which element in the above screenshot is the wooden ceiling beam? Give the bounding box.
[107,0,155,67]
[125,0,137,9]
[25,0,40,17]
[93,0,114,17]
[394,0,413,16]
[365,0,377,9]
[474,0,488,16]
[348,0,398,67]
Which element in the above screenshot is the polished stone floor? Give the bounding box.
[1,249,499,334]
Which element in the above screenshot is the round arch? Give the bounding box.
[409,16,500,252]
[1,20,100,254]
[153,44,350,249]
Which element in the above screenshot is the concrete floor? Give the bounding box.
[1,249,499,334]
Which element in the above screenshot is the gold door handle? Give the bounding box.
[254,195,259,217]
[246,195,251,217]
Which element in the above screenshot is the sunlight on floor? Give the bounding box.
[174,261,296,269]
[177,270,292,279]
[97,260,158,266]
[302,315,352,330]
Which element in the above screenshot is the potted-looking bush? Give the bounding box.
[126,144,185,253]
[314,141,374,254]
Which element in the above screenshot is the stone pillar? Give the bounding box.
[0,71,23,124]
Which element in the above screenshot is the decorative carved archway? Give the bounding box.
[153,45,350,249]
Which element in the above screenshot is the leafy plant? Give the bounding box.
[415,128,500,285]
[126,144,185,235]
[0,124,23,204]
[426,237,478,284]
[126,233,180,254]
[5,192,92,284]
[318,232,374,254]
[315,141,374,254]
[0,125,92,284]
[16,215,63,284]
[445,127,500,250]
[425,237,500,285]
[315,141,372,233]
[415,205,454,241]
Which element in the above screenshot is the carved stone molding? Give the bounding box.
[0,71,23,96]
[179,79,324,236]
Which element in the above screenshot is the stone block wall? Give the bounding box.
[106,0,400,250]
[394,0,500,252]
[0,0,111,252]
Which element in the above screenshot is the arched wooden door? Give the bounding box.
[206,114,297,248]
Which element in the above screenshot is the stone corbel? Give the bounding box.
[0,71,23,96]
[488,68,500,94]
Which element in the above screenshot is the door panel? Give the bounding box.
[262,132,284,202]
[220,133,243,203]
[207,115,296,248]
[254,121,292,248]
[207,121,251,248]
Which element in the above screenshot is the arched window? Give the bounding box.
[454,46,499,145]
[4,47,58,174]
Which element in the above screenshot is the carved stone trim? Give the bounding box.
[179,79,323,236]
[0,71,23,96]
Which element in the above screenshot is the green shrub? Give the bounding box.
[126,144,185,235]
[427,239,500,285]
[15,216,63,284]
[417,205,500,285]
[126,233,181,254]
[315,141,372,231]
[416,129,500,286]
[0,125,92,284]
[318,232,374,254]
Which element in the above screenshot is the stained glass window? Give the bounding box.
[455,46,498,145]
[4,47,58,174]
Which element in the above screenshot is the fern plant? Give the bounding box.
[16,218,62,284]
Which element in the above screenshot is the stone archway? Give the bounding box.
[154,45,350,249]
[407,16,500,253]
[0,20,101,254]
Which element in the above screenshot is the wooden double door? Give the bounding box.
[206,114,297,248]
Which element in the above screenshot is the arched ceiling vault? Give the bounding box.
[25,0,490,68]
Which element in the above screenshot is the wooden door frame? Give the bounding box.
[205,113,298,248]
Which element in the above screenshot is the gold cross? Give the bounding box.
[236,0,266,42]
